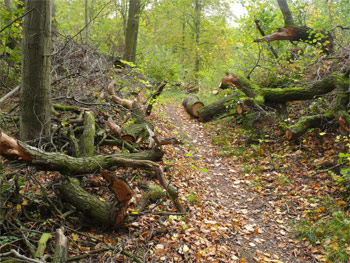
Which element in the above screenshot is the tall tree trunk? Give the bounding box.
[277,0,295,26]
[20,0,52,143]
[194,0,201,85]
[85,0,90,44]
[124,0,141,63]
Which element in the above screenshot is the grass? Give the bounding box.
[296,206,350,262]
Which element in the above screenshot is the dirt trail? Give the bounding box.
[153,101,312,263]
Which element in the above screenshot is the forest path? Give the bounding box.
[152,100,312,263]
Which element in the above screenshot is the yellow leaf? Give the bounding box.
[22,199,28,206]
[72,233,77,241]
[240,258,247,262]
[337,200,347,207]
[16,204,22,211]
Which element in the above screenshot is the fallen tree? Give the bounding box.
[0,131,185,227]
[218,70,349,139]
[182,95,204,118]
[254,0,333,54]
[198,95,237,122]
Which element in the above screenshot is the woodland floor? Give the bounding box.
[137,98,325,263]
[1,92,345,263]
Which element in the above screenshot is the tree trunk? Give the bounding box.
[124,0,141,63]
[182,95,204,118]
[197,95,236,122]
[227,73,341,104]
[20,0,52,143]
[85,0,90,44]
[194,0,201,85]
[52,228,68,263]
[79,111,95,157]
[58,177,121,226]
[285,114,334,140]
[254,0,333,54]
[0,131,163,176]
[277,0,295,26]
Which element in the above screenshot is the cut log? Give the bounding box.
[182,95,204,118]
[285,114,334,140]
[122,122,153,143]
[52,228,68,263]
[79,111,95,157]
[198,95,236,122]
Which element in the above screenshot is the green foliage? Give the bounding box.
[331,136,350,192]
[296,207,350,262]
[0,0,24,85]
[186,192,200,206]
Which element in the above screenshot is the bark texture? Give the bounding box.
[198,95,236,122]
[182,95,204,118]
[124,0,141,63]
[20,0,52,142]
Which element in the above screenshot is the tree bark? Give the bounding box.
[197,95,236,122]
[20,0,52,143]
[124,0,141,63]
[79,111,95,157]
[52,228,68,263]
[58,177,121,226]
[277,0,295,26]
[285,114,334,140]
[182,95,204,118]
[227,73,341,104]
[254,0,333,54]
[0,131,163,176]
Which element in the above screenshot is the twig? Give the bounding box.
[0,249,43,263]
[44,1,112,57]
[0,86,20,106]
[0,8,34,34]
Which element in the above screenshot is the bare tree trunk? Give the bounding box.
[277,0,295,26]
[124,0,141,63]
[20,0,52,143]
[194,0,201,85]
[85,0,90,44]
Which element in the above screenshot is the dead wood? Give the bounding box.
[145,81,166,116]
[182,95,204,118]
[107,80,133,110]
[52,228,68,263]
[107,118,122,138]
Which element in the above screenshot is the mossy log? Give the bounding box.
[58,177,120,226]
[197,95,236,122]
[122,122,152,143]
[285,114,334,140]
[230,73,340,104]
[0,131,163,175]
[182,95,204,118]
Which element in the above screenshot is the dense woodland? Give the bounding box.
[0,0,350,262]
